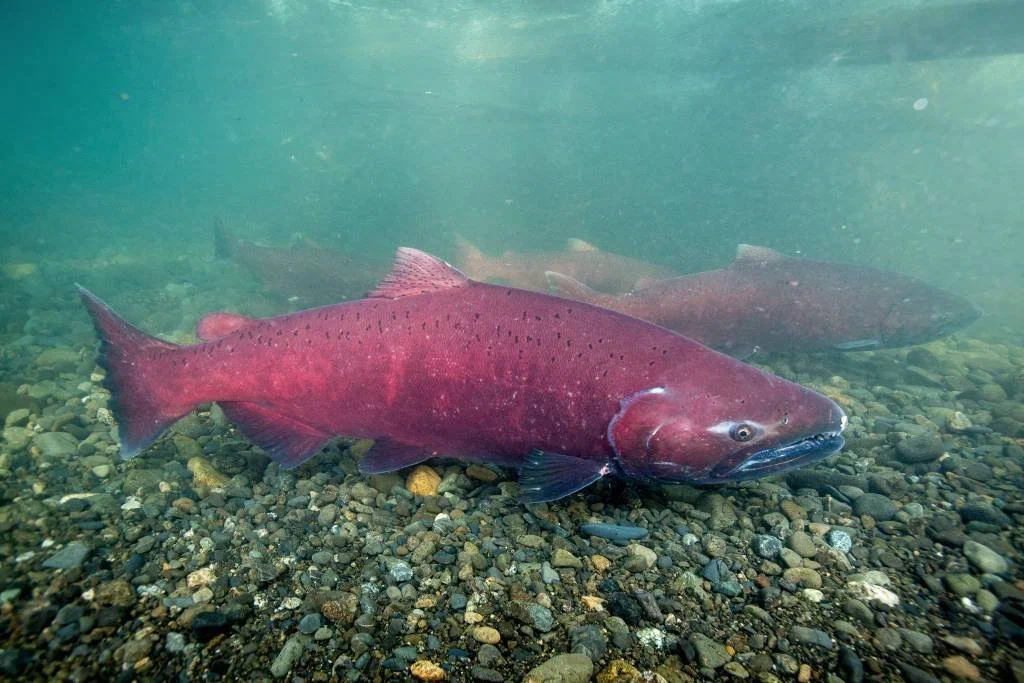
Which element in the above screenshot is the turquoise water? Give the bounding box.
[2,1,1020,341]
[1,3,1023,681]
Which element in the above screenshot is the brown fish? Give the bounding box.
[547,244,981,356]
[453,233,677,293]
[214,219,385,305]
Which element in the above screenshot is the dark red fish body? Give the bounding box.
[454,234,677,293]
[215,220,384,305]
[79,248,845,502]
[548,244,980,356]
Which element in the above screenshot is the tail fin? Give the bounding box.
[213,217,236,259]
[77,286,193,459]
[544,271,608,306]
[452,233,488,278]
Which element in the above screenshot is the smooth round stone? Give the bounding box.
[299,613,323,634]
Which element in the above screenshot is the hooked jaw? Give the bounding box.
[707,412,847,482]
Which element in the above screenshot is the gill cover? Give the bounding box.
[607,387,683,479]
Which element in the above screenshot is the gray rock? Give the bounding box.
[511,602,554,632]
[2,426,31,451]
[551,549,582,569]
[875,627,902,650]
[787,531,816,558]
[388,560,414,583]
[898,629,934,653]
[270,635,308,678]
[522,653,593,683]
[752,535,782,559]
[698,493,738,530]
[43,541,91,569]
[960,503,1011,528]
[33,432,78,458]
[895,434,944,463]
[625,544,657,571]
[826,529,853,553]
[853,493,897,521]
[299,614,322,634]
[790,625,833,650]
[963,540,1008,574]
[165,632,186,653]
[945,573,981,596]
[689,632,730,668]
[4,408,30,427]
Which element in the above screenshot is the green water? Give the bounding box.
[2,1,1020,342]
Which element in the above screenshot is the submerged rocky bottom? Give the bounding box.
[1,285,1023,682]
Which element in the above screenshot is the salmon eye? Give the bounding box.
[730,423,756,442]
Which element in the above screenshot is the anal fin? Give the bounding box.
[218,401,334,468]
[517,450,610,504]
[357,439,432,474]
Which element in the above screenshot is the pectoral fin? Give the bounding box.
[517,450,610,504]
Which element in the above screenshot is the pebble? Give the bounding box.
[570,624,606,660]
[960,503,1011,528]
[192,611,229,641]
[941,635,983,656]
[298,614,322,634]
[837,646,863,683]
[389,560,415,583]
[472,626,501,644]
[187,456,229,489]
[551,548,582,569]
[752,535,782,559]
[942,655,981,681]
[42,541,90,569]
[780,499,807,521]
[826,529,853,553]
[847,581,899,607]
[510,602,554,632]
[33,432,78,458]
[963,540,1008,574]
[186,567,216,588]
[897,629,933,653]
[165,632,186,653]
[946,573,981,596]
[4,408,30,427]
[898,662,940,683]
[635,627,665,650]
[689,632,730,668]
[271,635,308,678]
[625,544,657,571]
[787,531,816,558]
[783,567,822,589]
[579,523,648,542]
[853,493,897,521]
[789,626,833,650]
[895,434,944,463]
[406,465,441,496]
[410,660,446,681]
[465,464,498,482]
[523,653,594,683]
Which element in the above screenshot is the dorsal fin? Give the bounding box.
[735,244,787,264]
[368,248,469,299]
[196,312,258,341]
[567,238,599,253]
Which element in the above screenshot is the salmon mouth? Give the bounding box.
[706,430,846,482]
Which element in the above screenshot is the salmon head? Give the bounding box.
[607,366,847,484]
[878,287,981,348]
